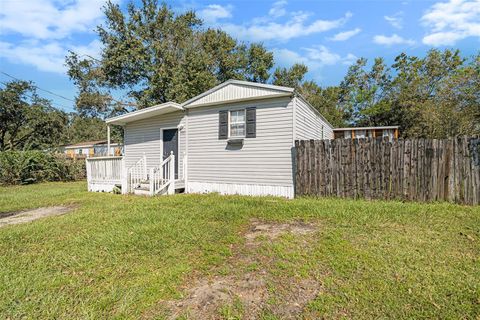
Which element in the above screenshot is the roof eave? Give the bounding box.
[106,102,183,125]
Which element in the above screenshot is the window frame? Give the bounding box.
[228,109,246,138]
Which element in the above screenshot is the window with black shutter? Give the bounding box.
[246,107,256,138]
[220,108,256,140]
[219,111,228,139]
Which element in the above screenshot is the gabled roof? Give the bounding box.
[104,80,296,125]
[106,102,183,125]
[181,79,294,108]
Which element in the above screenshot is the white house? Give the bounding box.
[86,80,334,198]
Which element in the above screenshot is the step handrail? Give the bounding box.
[149,151,175,195]
[127,154,147,192]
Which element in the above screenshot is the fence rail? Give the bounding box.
[295,137,480,205]
[86,156,124,192]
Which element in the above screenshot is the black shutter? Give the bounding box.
[219,111,228,139]
[246,107,256,138]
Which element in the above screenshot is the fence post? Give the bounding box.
[294,137,478,205]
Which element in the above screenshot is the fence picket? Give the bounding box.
[295,137,480,205]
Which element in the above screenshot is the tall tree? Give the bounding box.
[338,57,392,126]
[300,82,346,128]
[335,49,479,138]
[272,63,308,89]
[66,0,274,114]
[0,81,68,151]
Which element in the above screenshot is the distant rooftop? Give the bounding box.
[334,126,399,131]
[64,140,121,148]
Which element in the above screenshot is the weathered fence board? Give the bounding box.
[295,137,480,205]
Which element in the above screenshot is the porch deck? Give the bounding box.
[86,155,184,195]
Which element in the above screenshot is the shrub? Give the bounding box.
[0,151,85,185]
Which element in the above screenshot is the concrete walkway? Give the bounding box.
[0,206,75,228]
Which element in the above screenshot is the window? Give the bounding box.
[355,130,366,139]
[229,109,246,138]
[383,129,394,140]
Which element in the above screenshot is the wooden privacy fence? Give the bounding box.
[295,137,480,205]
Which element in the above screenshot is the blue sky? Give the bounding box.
[0,0,479,111]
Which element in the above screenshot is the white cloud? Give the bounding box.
[328,28,361,41]
[220,11,353,42]
[0,0,111,74]
[384,12,404,29]
[0,0,111,40]
[274,48,321,69]
[373,34,415,46]
[197,4,233,24]
[269,1,288,18]
[421,0,480,46]
[0,40,103,74]
[274,46,357,71]
[343,53,359,65]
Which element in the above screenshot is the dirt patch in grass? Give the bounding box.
[245,219,317,245]
[165,273,268,319]
[155,219,320,319]
[0,206,76,227]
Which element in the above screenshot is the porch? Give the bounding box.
[86,153,185,196]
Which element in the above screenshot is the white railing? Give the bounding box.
[128,154,147,192]
[149,152,175,195]
[86,156,124,191]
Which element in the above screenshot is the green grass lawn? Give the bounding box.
[0,181,479,319]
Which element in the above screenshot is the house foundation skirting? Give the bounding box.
[186,181,294,199]
[88,181,119,193]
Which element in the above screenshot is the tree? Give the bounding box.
[300,82,346,128]
[272,63,308,89]
[335,49,479,138]
[338,57,392,126]
[66,0,275,114]
[0,80,68,151]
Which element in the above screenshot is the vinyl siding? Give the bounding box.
[295,97,334,140]
[188,83,290,107]
[187,97,294,187]
[124,111,186,178]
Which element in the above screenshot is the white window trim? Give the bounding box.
[228,109,246,138]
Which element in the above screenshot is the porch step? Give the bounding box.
[139,183,150,189]
[132,179,184,196]
[133,187,150,196]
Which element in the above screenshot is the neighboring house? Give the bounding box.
[333,126,399,140]
[63,140,123,159]
[87,80,334,198]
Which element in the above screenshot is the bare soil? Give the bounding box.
[0,206,76,227]
[245,219,317,245]
[155,219,321,320]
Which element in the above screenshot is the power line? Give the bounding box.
[1,71,76,102]
[0,70,137,107]
[0,81,72,110]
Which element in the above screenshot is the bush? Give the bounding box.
[0,151,85,185]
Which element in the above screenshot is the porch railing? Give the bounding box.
[149,151,175,195]
[86,156,124,191]
[128,154,147,192]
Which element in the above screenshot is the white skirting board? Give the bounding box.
[88,182,118,193]
[186,181,294,199]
